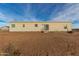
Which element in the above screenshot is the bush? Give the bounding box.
[3,42,21,56]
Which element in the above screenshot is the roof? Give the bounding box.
[10,21,72,23]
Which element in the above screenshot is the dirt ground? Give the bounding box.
[0,31,79,56]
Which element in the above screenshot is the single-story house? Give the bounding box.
[9,21,72,32]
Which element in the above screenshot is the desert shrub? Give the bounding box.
[3,42,21,56]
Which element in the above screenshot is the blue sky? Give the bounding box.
[0,3,79,29]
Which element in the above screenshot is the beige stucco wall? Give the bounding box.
[49,23,72,31]
[9,22,72,32]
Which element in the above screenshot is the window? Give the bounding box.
[35,24,38,27]
[23,24,25,27]
[11,24,15,28]
[64,26,67,29]
[44,24,49,30]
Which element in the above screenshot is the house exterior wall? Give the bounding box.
[9,22,72,32]
[49,23,72,31]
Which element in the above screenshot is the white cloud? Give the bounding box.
[22,4,38,22]
[0,12,15,23]
[50,4,79,22]
[49,4,79,28]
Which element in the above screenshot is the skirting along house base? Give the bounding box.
[9,21,72,32]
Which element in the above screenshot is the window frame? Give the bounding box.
[64,25,67,29]
[11,24,15,28]
[23,24,25,28]
[35,24,38,27]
